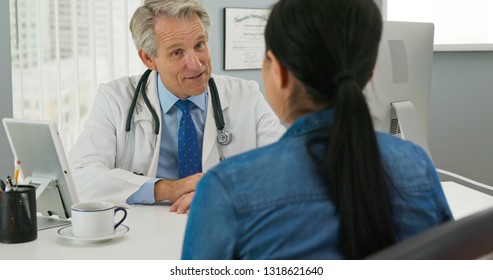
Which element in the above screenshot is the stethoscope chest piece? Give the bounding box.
[209,77,232,146]
[217,129,232,145]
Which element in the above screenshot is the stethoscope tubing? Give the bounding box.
[208,76,225,131]
[125,69,157,133]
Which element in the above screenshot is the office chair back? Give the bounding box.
[366,207,493,259]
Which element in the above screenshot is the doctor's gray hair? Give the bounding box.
[129,0,211,58]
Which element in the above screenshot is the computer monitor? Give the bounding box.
[2,118,79,230]
[364,21,434,157]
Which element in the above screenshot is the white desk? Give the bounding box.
[441,181,493,220]
[2,182,492,260]
[0,205,188,260]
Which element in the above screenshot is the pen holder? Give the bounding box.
[0,185,37,243]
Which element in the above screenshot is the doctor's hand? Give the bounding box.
[170,191,195,214]
[154,172,203,203]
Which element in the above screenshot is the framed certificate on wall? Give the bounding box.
[223,8,270,70]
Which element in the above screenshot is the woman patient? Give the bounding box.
[182,0,452,259]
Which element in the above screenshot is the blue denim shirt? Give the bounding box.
[182,108,452,259]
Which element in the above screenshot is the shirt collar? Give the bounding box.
[157,73,208,113]
[282,108,335,139]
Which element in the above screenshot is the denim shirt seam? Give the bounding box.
[235,192,330,214]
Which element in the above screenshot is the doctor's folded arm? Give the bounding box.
[68,0,285,212]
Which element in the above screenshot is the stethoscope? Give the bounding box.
[125,69,233,153]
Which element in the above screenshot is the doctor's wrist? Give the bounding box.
[154,179,173,202]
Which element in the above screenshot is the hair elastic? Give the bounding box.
[333,70,355,86]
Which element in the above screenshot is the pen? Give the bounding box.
[14,159,21,189]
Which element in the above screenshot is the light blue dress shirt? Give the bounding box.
[126,74,208,204]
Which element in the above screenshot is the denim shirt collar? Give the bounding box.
[282,108,335,140]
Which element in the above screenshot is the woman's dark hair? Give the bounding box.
[264,0,395,259]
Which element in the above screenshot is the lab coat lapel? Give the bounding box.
[133,71,162,177]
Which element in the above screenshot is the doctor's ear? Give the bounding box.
[138,50,157,70]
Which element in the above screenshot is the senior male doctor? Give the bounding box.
[68,0,285,213]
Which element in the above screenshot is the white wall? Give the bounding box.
[430,52,493,185]
[0,0,14,175]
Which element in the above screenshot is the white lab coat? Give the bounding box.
[68,71,285,206]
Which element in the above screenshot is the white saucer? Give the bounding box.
[57,224,129,242]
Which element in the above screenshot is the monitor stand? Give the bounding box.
[23,177,72,231]
[391,100,431,157]
[37,216,71,231]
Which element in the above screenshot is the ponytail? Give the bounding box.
[265,0,390,259]
[327,73,395,259]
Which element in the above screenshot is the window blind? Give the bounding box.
[9,0,145,150]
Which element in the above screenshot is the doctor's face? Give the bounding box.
[148,14,211,99]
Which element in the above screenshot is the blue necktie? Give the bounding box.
[175,99,202,178]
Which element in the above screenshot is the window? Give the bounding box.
[384,0,493,51]
[9,0,145,151]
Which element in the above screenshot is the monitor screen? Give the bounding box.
[2,118,79,230]
[364,21,434,156]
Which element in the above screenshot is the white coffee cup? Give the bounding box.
[71,201,127,238]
